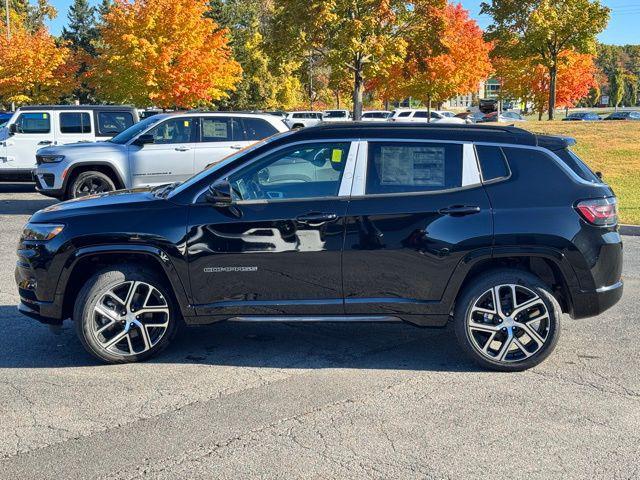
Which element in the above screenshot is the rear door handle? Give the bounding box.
[438,205,481,216]
[38,140,53,145]
[296,212,338,225]
[175,146,190,152]
[230,145,243,150]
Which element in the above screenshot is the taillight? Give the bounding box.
[575,197,618,226]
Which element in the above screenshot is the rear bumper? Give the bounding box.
[570,281,623,319]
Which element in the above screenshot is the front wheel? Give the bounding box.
[74,266,179,363]
[67,171,116,199]
[454,269,561,371]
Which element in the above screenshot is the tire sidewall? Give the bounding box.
[454,269,561,372]
[74,266,178,364]
[69,171,116,199]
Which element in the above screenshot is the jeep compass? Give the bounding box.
[15,123,623,370]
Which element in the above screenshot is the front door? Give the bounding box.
[342,141,493,317]
[187,141,357,317]
[128,116,196,187]
[4,111,54,170]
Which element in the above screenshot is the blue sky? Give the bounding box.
[45,0,640,46]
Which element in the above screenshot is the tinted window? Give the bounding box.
[229,142,349,201]
[60,112,91,134]
[199,117,235,142]
[413,111,431,118]
[363,112,388,119]
[397,111,412,118]
[554,148,601,183]
[366,142,463,194]
[239,118,278,141]
[292,113,303,119]
[15,112,50,134]
[475,145,510,181]
[147,117,195,144]
[97,111,134,136]
[109,115,166,144]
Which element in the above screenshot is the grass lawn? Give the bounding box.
[516,121,640,225]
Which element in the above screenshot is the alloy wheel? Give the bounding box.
[90,281,170,357]
[74,176,112,197]
[466,284,551,363]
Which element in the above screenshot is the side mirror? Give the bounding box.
[596,171,603,180]
[133,133,154,147]
[9,124,17,135]
[205,180,233,207]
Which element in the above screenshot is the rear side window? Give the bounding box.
[554,148,601,183]
[475,145,510,181]
[97,111,134,136]
[15,112,50,133]
[239,118,278,141]
[397,111,412,118]
[366,142,463,195]
[60,112,91,134]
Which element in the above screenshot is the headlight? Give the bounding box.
[38,155,65,163]
[21,223,65,241]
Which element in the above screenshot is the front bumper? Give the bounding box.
[570,281,624,319]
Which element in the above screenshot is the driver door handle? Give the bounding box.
[438,205,481,216]
[296,212,338,224]
[175,146,191,152]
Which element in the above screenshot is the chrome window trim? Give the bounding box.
[472,143,513,185]
[192,138,360,204]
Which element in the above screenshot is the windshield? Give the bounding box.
[109,114,168,144]
[324,111,347,118]
[168,130,295,199]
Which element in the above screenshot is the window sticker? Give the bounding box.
[379,146,445,186]
[42,113,48,119]
[203,120,228,139]
[331,149,343,163]
[183,120,190,127]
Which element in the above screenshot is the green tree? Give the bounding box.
[482,0,609,120]
[61,0,98,103]
[609,67,624,109]
[96,0,113,24]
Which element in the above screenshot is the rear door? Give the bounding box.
[56,110,94,145]
[128,116,196,187]
[194,116,244,173]
[95,110,135,139]
[342,140,493,317]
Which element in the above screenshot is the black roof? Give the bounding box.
[18,105,136,111]
[286,122,573,151]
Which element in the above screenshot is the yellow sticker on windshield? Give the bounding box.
[184,120,190,127]
[43,113,48,119]
[331,149,343,163]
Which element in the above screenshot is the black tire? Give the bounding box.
[291,123,305,129]
[74,265,179,364]
[67,170,116,200]
[453,269,561,372]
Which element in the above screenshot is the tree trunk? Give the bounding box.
[548,63,557,121]
[352,55,363,121]
[335,91,340,109]
[427,96,432,123]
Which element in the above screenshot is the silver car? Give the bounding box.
[34,112,289,199]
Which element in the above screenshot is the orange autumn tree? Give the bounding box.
[494,51,598,119]
[90,0,241,108]
[0,21,75,105]
[376,2,492,113]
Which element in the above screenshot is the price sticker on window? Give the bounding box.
[43,113,48,119]
[331,149,343,163]
[183,120,190,127]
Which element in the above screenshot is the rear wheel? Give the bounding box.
[67,170,116,199]
[74,266,179,363]
[454,269,561,371]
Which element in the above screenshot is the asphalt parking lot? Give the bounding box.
[0,183,639,479]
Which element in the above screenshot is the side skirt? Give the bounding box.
[184,314,450,328]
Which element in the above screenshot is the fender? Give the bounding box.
[62,161,127,191]
[55,244,196,318]
[438,245,581,314]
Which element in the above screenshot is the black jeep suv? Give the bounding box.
[16,123,623,370]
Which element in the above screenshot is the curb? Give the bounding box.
[620,224,640,236]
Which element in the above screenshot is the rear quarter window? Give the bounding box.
[553,148,601,183]
[475,145,510,181]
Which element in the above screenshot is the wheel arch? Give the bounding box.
[58,246,193,321]
[63,162,127,195]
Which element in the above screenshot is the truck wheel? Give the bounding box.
[67,171,116,199]
[453,269,561,372]
[74,265,179,364]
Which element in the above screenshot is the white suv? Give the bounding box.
[389,109,466,124]
[283,111,324,129]
[322,109,352,122]
[33,112,288,199]
[0,105,138,181]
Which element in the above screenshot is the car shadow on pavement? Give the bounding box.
[0,183,37,193]
[0,305,481,372]
[0,198,56,215]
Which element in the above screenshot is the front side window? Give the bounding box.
[60,112,91,134]
[97,111,134,136]
[147,117,195,144]
[229,142,350,201]
[14,112,50,134]
[366,142,463,195]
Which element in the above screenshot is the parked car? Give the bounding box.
[283,111,323,129]
[388,109,466,124]
[433,110,456,118]
[322,109,352,122]
[603,111,640,121]
[454,111,486,124]
[479,99,498,113]
[0,111,12,128]
[361,110,392,121]
[479,111,526,123]
[17,123,622,370]
[563,112,601,121]
[0,105,138,182]
[33,112,288,200]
